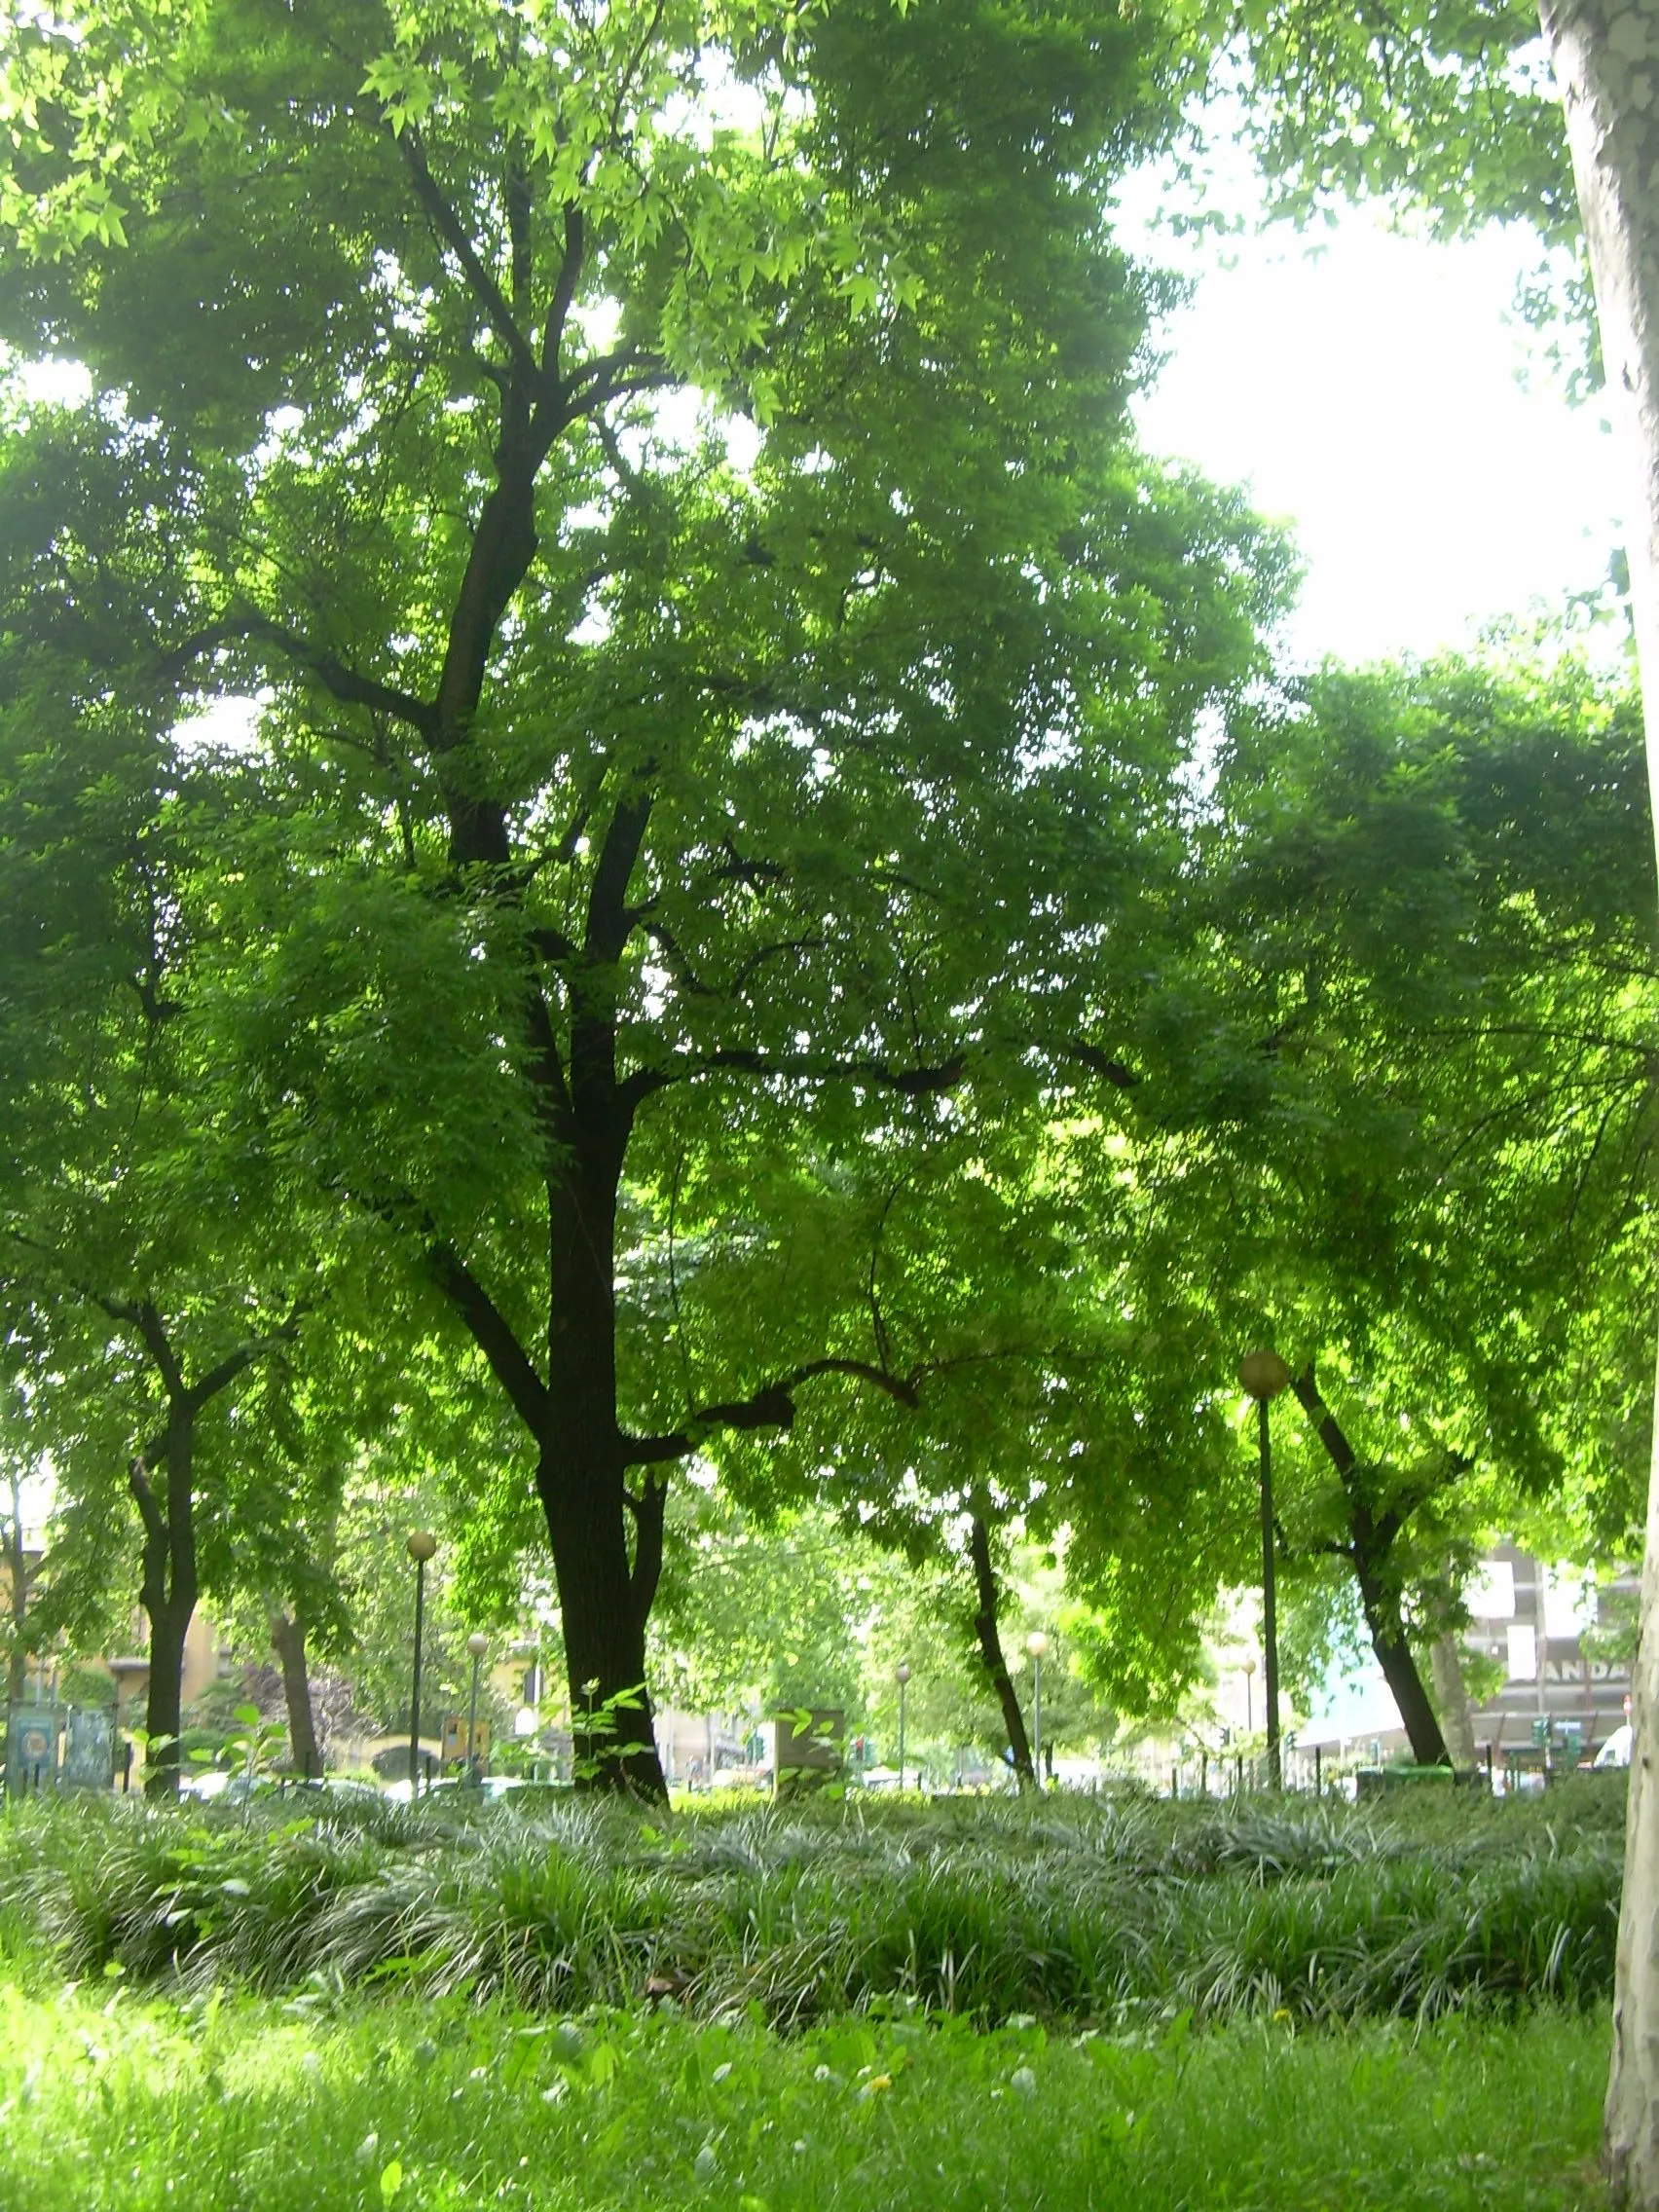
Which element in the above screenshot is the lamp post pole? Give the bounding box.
[1242,1656,1256,1736]
[1237,1352,1293,1790]
[406,1530,437,1797]
[896,1662,911,1791]
[465,1632,489,1786]
[1026,1631,1050,1788]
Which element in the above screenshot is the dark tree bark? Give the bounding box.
[1351,1553,1452,1770]
[129,1387,198,1798]
[968,1513,1036,1789]
[270,1607,321,1779]
[1290,1369,1451,1768]
[109,1298,297,1798]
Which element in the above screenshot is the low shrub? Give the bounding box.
[0,1784,1623,2031]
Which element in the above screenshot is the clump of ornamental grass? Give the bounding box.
[0,1778,1622,2031]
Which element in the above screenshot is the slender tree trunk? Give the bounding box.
[1289,1370,1449,1766]
[968,1513,1035,1789]
[1430,1634,1479,1768]
[270,1608,321,1779]
[1536,7,1659,2195]
[1351,1562,1450,1766]
[132,1400,198,1800]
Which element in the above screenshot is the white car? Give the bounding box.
[1595,1724,1634,1769]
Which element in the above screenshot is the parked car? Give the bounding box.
[1594,1723,1634,1769]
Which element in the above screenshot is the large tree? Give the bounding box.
[0,0,1287,1789]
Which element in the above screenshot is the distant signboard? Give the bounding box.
[6,1705,57,1793]
[61,1707,115,1790]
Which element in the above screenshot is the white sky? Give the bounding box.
[1120,201,1626,669]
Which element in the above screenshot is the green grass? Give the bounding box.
[0,1781,1625,2029]
[0,1975,1610,2210]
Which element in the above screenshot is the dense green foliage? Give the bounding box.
[0,0,1648,1786]
[0,0,1293,1788]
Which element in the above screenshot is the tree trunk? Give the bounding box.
[1289,1370,1449,1766]
[1429,1634,1479,1768]
[545,1470,665,1795]
[1350,1555,1450,1767]
[1535,5,1659,2195]
[1612,1375,1659,2202]
[539,1172,666,1800]
[131,1399,198,1800]
[271,1607,321,1779]
[968,1513,1036,1789]
[142,1596,191,1799]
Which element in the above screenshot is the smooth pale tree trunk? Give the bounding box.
[1538,0,1659,2190]
[968,1514,1036,1789]
[1536,1,1659,2194]
[270,1608,321,1779]
[1429,1634,1479,1770]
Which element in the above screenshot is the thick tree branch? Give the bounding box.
[586,793,654,966]
[1065,1041,1140,1088]
[163,615,436,737]
[128,1453,168,1550]
[623,1358,921,1467]
[1292,1365,1359,1480]
[97,1295,186,1402]
[424,1240,550,1435]
[560,344,673,420]
[530,924,579,967]
[636,914,715,996]
[542,204,585,379]
[625,1475,668,1630]
[1292,1364,1466,1551]
[182,1312,306,1418]
[401,129,542,390]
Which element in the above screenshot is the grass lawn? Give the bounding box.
[0,1975,1609,2211]
[0,1786,1624,2207]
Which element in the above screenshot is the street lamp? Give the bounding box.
[465,1632,490,1786]
[1241,1654,1257,1735]
[1237,1350,1293,1789]
[896,1662,912,1791]
[1026,1631,1050,1788]
[406,1530,437,1798]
